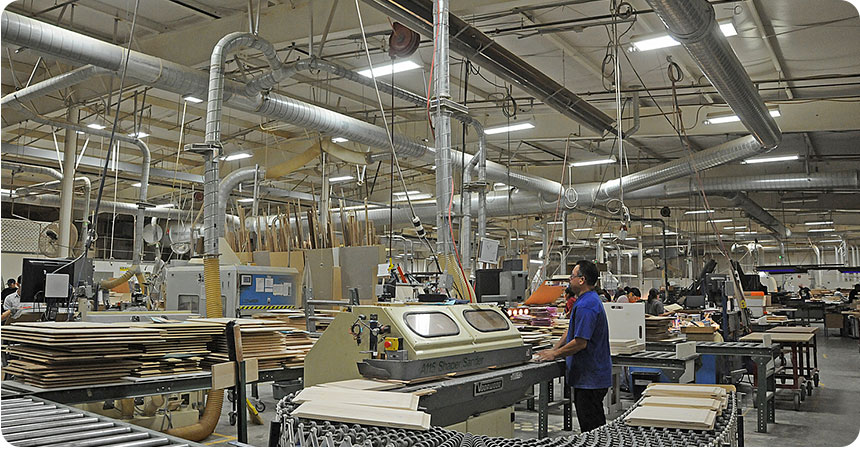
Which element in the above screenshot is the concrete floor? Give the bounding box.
[202,325,860,446]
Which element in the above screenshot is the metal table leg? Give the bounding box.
[562,379,572,432]
[752,356,770,433]
[538,380,549,438]
[527,385,535,411]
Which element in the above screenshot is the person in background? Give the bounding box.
[2,276,23,323]
[834,288,846,302]
[645,288,666,316]
[536,260,612,433]
[848,284,860,303]
[597,289,610,303]
[564,285,577,316]
[613,290,630,303]
[1,279,17,304]
[799,285,812,300]
[628,287,642,303]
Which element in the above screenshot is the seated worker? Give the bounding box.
[0,278,17,304]
[645,288,665,316]
[613,290,630,303]
[1,276,22,324]
[799,285,812,300]
[849,284,860,303]
[628,287,642,303]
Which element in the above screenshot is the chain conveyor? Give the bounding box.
[272,392,739,447]
[1,396,199,447]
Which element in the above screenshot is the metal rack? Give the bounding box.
[1,396,199,447]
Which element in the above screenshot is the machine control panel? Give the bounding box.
[238,273,296,308]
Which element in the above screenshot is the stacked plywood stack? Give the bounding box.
[191,318,313,370]
[126,322,223,378]
[291,383,430,430]
[624,384,729,430]
[518,329,552,348]
[609,339,646,355]
[252,312,309,331]
[645,316,673,341]
[0,323,163,387]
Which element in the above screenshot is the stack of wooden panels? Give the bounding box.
[291,384,430,430]
[0,323,162,387]
[625,384,729,430]
[191,318,313,370]
[518,330,552,347]
[252,312,308,331]
[645,316,674,341]
[126,322,223,378]
[609,339,645,355]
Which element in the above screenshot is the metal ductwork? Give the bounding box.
[724,192,791,239]
[4,162,92,249]
[1,193,184,219]
[643,0,781,149]
[218,166,266,236]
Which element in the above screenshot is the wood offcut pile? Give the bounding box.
[645,316,674,341]
[0,322,163,387]
[291,382,430,430]
[126,322,223,378]
[609,339,645,355]
[191,318,314,370]
[624,384,729,430]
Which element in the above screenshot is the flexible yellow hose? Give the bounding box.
[167,256,224,442]
[98,266,138,290]
[119,398,135,419]
[142,395,165,416]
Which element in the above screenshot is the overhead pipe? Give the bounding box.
[725,192,789,240]
[643,0,782,149]
[5,162,92,250]
[0,65,110,125]
[218,165,266,237]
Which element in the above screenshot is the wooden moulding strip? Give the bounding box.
[292,400,430,430]
[292,386,419,410]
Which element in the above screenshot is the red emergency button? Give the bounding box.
[384,340,392,349]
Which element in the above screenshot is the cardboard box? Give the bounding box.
[825,313,844,329]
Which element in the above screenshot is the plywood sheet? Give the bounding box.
[624,405,716,430]
[740,332,815,343]
[317,379,405,391]
[642,384,726,399]
[293,386,418,410]
[292,400,430,430]
[640,396,723,411]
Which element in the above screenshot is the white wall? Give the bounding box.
[0,253,43,281]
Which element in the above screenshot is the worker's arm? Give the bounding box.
[536,337,587,361]
[1,310,10,322]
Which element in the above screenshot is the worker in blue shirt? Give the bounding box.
[536,260,612,432]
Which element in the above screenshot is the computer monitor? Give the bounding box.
[20,258,81,303]
[684,295,706,309]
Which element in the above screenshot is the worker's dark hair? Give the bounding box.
[648,288,659,301]
[631,287,642,298]
[6,279,14,286]
[564,285,576,299]
[16,275,21,284]
[574,260,599,286]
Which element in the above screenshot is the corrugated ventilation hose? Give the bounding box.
[167,257,224,441]
[98,265,140,289]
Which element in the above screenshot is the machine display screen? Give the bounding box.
[462,309,510,332]
[403,312,460,338]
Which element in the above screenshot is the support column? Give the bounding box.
[561,213,569,274]
[638,241,644,290]
[58,105,78,257]
[433,0,453,256]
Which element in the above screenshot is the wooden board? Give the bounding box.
[640,396,723,411]
[624,405,717,430]
[766,326,820,334]
[292,400,430,430]
[739,332,815,343]
[642,384,726,399]
[293,386,419,410]
[317,379,405,391]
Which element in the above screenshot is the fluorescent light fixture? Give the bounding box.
[808,228,836,232]
[394,191,421,196]
[156,203,175,208]
[783,197,816,204]
[396,193,432,200]
[630,20,737,52]
[547,221,563,225]
[643,224,652,228]
[238,198,255,203]
[484,122,535,135]
[804,221,834,226]
[708,219,732,223]
[742,154,798,164]
[529,259,543,264]
[357,60,421,78]
[128,131,149,138]
[492,182,507,190]
[329,175,354,183]
[0,188,11,194]
[724,226,747,230]
[131,182,141,187]
[624,237,637,241]
[705,109,780,125]
[510,237,524,241]
[331,137,349,143]
[595,233,616,238]
[223,152,251,161]
[685,209,715,215]
[570,156,617,167]
[573,227,593,232]
[183,96,204,103]
[820,239,843,243]
[664,231,678,236]
[87,123,105,130]
[75,130,85,135]
[735,231,757,235]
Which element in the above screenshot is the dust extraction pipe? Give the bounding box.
[218,165,266,236]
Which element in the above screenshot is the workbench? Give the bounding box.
[646,341,780,433]
[740,332,817,409]
[1,396,199,446]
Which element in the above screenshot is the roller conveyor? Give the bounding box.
[0,396,199,447]
[271,391,740,447]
